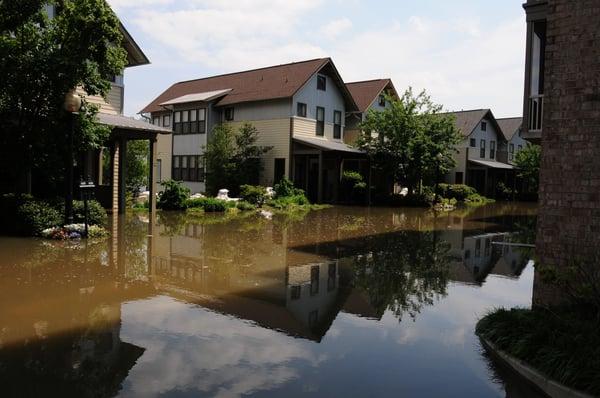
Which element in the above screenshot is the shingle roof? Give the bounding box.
[496,117,523,141]
[345,79,396,112]
[97,113,171,134]
[439,109,490,137]
[140,58,357,114]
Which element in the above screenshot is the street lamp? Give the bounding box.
[63,89,82,225]
[435,152,443,204]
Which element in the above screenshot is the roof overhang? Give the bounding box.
[97,113,171,136]
[293,136,364,154]
[468,159,515,170]
[159,89,233,107]
[120,22,150,67]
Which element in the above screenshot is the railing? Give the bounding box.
[528,94,544,132]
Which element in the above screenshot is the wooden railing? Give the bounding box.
[528,94,544,132]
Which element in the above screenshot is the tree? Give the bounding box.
[357,88,462,197]
[204,123,271,196]
[125,140,149,196]
[515,144,541,195]
[0,0,127,196]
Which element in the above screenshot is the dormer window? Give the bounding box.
[378,94,386,107]
[224,107,234,121]
[481,121,487,131]
[317,75,326,91]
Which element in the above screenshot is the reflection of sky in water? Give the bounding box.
[119,265,533,398]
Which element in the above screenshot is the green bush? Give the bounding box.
[186,197,229,212]
[157,180,190,210]
[73,200,107,226]
[240,185,267,206]
[236,200,257,211]
[274,177,304,198]
[341,171,367,203]
[16,200,62,236]
[465,193,494,205]
[438,184,477,201]
[267,194,309,209]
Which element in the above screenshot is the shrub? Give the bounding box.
[341,171,367,203]
[267,194,309,209]
[236,200,257,211]
[465,193,494,205]
[438,184,477,201]
[16,200,62,236]
[157,180,190,210]
[274,177,304,198]
[186,197,229,212]
[73,200,107,226]
[240,185,267,206]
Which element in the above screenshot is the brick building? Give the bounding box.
[523,0,600,304]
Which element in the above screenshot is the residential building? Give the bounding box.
[141,58,360,202]
[522,1,600,304]
[497,117,528,164]
[443,109,514,196]
[344,78,399,145]
[43,3,170,214]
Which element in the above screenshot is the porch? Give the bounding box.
[291,136,366,203]
[466,159,516,197]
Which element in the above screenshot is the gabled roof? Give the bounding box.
[345,79,398,112]
[119,22,150,67]
[140,58,358,114]
[496,117,523,141]
[440,109,504,139]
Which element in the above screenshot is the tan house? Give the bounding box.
[141,58,361,202]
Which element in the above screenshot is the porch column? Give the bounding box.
[118,138,127,214]
[148,137,157,215]
[111,142,119,214]
[317,151,323,203]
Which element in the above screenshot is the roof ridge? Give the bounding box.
[496,116,523,120]
[173,58,330,86]
[441,108,489,114]
[346,78,390,85]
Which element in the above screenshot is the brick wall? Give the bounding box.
[534,0,600,305]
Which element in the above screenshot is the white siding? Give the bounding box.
[77,84,123,115]
[466,118,502,161]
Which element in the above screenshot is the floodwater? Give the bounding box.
[0,203,542,398]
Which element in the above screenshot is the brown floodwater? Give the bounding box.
[0,203,542,398]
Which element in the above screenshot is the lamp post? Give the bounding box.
[435,152,443,204]
[64,89,82,225]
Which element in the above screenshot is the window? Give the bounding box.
[189,109,197,133]
[224,107,234,121]
[198,109,206,133]
[182,110,190,134]
[333,110,342,139]
[163,114,171,127]
[509,143,515,161]
[470,138,476,147]
[274,158,285,184]
[480,140,486,158]
[310,265,320,296]
[317,75,326,91]
[291,285,301,300]
[518,145,523,151]
[327,263,336,292]
[157,159,162,183]
[455,172,464,184]
[174,111,182,133]
[152,116,160,126]
[172,155,205,182]
[378,94,386,107]
[297,102,307,117]
[475,239,481,258]
[490,140,496,159]
[481,121,487,131]
[316,106,325,136]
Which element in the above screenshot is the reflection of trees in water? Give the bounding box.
[351,231,452,322]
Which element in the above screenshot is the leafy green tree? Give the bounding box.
[125,140,149,196]
[0,0,127,195]
[204,123,272,196]
[357,89,462,197]
[515,144,541,195]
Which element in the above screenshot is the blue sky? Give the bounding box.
[107,0,526,118]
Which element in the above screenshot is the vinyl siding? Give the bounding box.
[228,118,291,187]
[77,84,123,115]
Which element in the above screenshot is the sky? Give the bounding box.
[107,0,527,118]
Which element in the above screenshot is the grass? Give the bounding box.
[476,307,600,396]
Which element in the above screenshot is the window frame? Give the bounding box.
[297,102,307,118]
[163,114,171,127]
[317,75,326,91]
[378,94,386,107]
[470,138,476,147]
[333,110,342,139]
[224,107,234,121]
[152,116,160,126]
[316,106,325,136]
[481,121,487,131]
[490,140,496,159]
[480,139,486,158]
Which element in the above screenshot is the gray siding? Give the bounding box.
[221,99,291,122]
[293,73,346,124]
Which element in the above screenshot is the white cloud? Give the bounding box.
[321,18,353,40]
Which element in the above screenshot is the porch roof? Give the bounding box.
[469,158,515,170]
[293,136,364,154]
[97,113,171,134]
